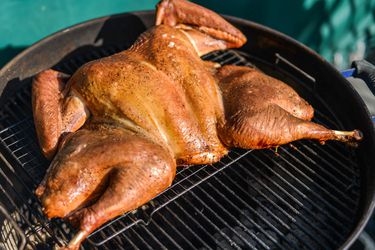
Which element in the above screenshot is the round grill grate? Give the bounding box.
[0,46,361,250]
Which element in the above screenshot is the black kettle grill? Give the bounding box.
[0,11,374,250]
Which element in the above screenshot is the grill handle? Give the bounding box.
[0,203,27,250]
[352,60,375,95]
[343,60,375,123]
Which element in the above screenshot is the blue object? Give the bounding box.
[341,68,355,78]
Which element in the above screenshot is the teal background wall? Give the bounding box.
[194,0,375,68]
[1,0,375,69]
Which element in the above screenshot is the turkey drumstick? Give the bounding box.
[217,65,363,149]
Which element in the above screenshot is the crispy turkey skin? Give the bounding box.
[32,0,362,249]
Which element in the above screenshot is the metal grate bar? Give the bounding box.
[278,146,356,211]
[263,149,355,223]
[0,141,69,247]
[245,152,346,239]
[177,190,248,250]
[102,227,127,250]
[214,161,317,250]
[94,221,124,249]
[252,148,354,220]
[1,141,41,183]
[163,205,212,249]
[325,142,357,166]
[6,128,26,143]
[219,54,242,65]
[0,165,64,246]
[76,56,90,67]
[146,218,184,250]
[89,164,210,236]
[0,118,32,140]
[228,155,332,248]
[97,226,122,249]
[0,120,48,182]
[95,46,118,58]
[295,141,357,183]
[7,102,29,120]
[109,222,153,249]
[288,144,357,200]
[69,59,82,72]
[302,142,358,180]
[57,63,74,75]
[304,140,358,176]
[16,91,32,109]
[163,165,210,190]
[2,125,31,143]
[10,142,34,155]
[269,148,355,218]
[104,219,148,250]
[156,212,197,249]
[88,150,252,245]
[202,51,229,63]
[125,227,147,250]
[200,167,298,250]
[313,109,341,129]
[0,203,27,250]
[180,168,275,250]
[167,200,219,248]
[158,172,247,250]
[137,222,169,249]
[91,51,103,60]
[256,150,350,228]
[88,215,138,246]
[0,162,42,217]
[0,185,42,247]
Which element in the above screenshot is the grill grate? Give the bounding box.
[0,48,360,250]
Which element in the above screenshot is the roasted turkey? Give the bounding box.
[32,0,362,249]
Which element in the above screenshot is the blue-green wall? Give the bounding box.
[0,0,159,67]
[1,0,375,69]
[194,0,375,68]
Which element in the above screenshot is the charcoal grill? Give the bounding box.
[0,11,375,250]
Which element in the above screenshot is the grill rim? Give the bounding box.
[0,10,374,249]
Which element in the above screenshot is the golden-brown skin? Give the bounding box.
[36,124,175,226]
[32,0,362,249]
[69,25,229,165]
[216,65,362,148]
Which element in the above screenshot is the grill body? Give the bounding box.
[0,11,374,250]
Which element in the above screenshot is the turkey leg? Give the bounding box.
[217,65,363,149]
[35,126,176,250]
